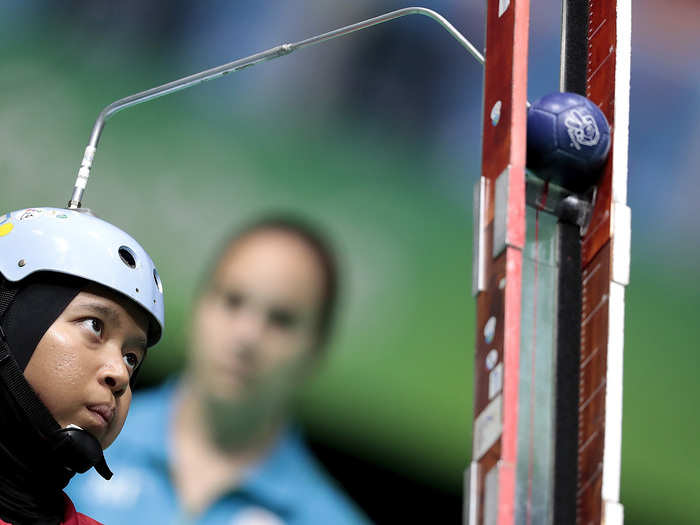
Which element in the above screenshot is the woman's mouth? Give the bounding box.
[86,404,115,427]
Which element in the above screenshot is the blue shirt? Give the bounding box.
[66,381,371,525]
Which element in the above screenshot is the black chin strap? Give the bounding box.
[0,279,113,480]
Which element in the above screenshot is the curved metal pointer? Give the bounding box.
[68,7,485,208]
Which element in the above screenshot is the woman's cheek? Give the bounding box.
[52,347,84,388]
[42,327,85,387]
[31,326,87,403]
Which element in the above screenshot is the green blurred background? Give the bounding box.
[1,1,698,523]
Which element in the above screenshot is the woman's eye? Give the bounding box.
[81,318,104,338]
[268,308,298,330]
[123,353,140,370]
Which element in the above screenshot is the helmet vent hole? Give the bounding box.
[118,246,137,269]
[153,268,163,293]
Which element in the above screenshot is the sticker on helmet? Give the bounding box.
[18,208,43,221]
[45,209,69,219]
[0,223,13,237]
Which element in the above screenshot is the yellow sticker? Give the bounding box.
[0,223,14,237]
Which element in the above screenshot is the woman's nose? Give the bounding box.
[98,347,130,397]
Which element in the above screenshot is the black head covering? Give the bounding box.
[1,273,83,371]
[0,273,84,524]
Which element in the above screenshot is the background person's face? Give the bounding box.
[189,229,325,410]
[23,288,148,449]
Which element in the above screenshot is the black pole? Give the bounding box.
[562,0,589,96]
[551,2,590,522]
[552,195,585,525]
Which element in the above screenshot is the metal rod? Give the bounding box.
[67,6,484,208]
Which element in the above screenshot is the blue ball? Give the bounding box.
[526,92,611,192]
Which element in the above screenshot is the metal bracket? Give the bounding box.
[483,463,500,525]
[493,168,509,258]
[472,177,488,296]
[611,201,631,286]
[463,462,480,525]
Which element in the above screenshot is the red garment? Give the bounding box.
[0,494,102,525]
[61,494,103,525]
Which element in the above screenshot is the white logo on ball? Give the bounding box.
[565,109,600,150]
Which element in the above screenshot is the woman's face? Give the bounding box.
[23,286,148,449]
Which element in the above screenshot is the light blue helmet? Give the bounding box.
[0,207,164,346]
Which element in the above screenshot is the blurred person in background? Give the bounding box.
[68,216,370,525]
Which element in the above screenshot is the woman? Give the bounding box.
[0,207,165,525]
